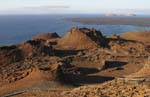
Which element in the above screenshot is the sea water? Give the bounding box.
[0,14,150,45]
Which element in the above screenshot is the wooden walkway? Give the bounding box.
[116,77,150,84]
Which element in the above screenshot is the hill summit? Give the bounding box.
[32,32,60,40]
[120,30,150,44]
[58,27,105,49]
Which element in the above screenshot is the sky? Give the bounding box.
[0,0,150,14]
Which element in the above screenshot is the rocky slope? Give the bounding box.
[0,27,150,97]
[57,27,106,49]
[120,30,150,44]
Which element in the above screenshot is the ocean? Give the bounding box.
[0,14,150,45]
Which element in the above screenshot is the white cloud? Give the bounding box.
[0,5,70,14]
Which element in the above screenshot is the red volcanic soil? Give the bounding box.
[57,27,105,49]
[0,67,55,96]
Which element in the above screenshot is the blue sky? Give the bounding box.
[0,0,150,14]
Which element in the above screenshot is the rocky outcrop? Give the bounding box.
[19,39,53,57]
[0,46,23,65]
[57,27,106,49]
[32,32,60,40]
[0,40,54,65]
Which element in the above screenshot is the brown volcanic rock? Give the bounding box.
[0,46,23,65]
[32,32,60,40]
[19,39,53,57]
[58,27,105,49]
[1,28,150,97]
[118,30,150,54]
[0,40,54,65]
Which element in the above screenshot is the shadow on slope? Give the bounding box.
[54,49,83,57]
[56,65,114,86]
[101,61,128,70]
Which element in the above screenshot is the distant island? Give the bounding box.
[105,13,136,17]
[66,16,150,26]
